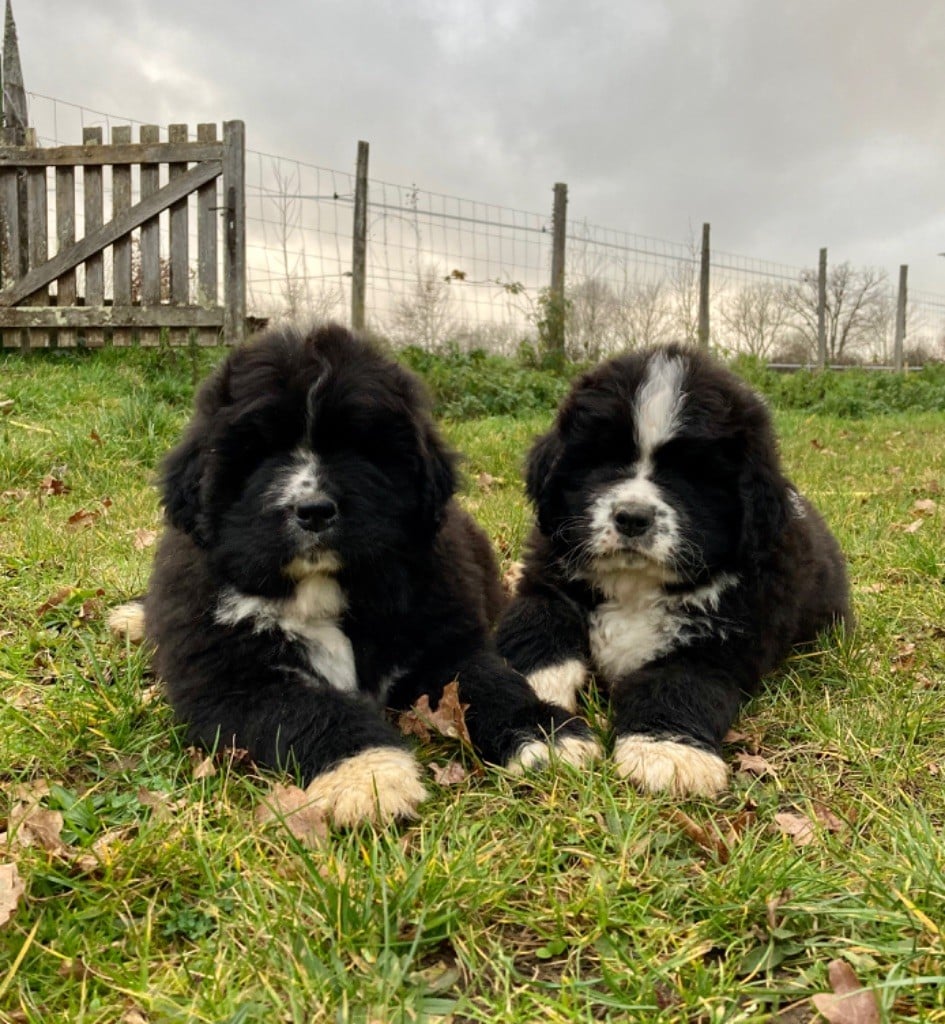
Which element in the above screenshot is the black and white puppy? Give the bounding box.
[131,325,598,825]
[496,343,851,798]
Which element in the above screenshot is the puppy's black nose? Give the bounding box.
[295,498,338,532]
[613,504,655,538]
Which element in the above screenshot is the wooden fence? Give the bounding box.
[0,120,245,348]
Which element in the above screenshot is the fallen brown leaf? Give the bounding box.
[10,805,68,855]
[911,498,937,516]
[774,805,844,848]
[39,474,70,496]
[430,761,468,786]
[398,681,472,746]
[664,808,730,863]
[735,751,776,777]
[67,507,101,529]
[774,811,816,847]
[0,862,25,927]
[811,959,880,1024]
[190,754,217,780]
[35,586,77,617]
[255,783,328,848]
[133,528,158,551]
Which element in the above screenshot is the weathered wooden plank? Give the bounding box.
[0,305,223,329]
[110,126,133,345]
[0,141,224,167]
[55,166,77,346]
[168,125,189,300]
[222,120,246,345]
[26,164,49,346]
[196,123,219,346]
[82,127,105,347]
[0,160,221,307]
[138,125,162,346]
[0,164,27,347]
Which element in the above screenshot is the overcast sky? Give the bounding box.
[13,0,945,293]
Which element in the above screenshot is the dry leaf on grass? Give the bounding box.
[430,761,468,786]
[0,862,25,928]
[774,804,845,848]
[133,528,158,551]
[398,680,472,746]
[8,805,68,856]
[34,586,77,617]
[811,959,880,1024]
[911,498,937,516]
[39,474,70,497]
[255,784,328,848]
[735,751,777,777]
[663,807,755,864]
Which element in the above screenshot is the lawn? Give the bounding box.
[1,346,943,1023]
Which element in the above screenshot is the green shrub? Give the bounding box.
[397,344,574,419]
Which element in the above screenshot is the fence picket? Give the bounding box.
[83,127,105,347]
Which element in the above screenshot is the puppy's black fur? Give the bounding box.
[496,343,851,797]
[145,324,593,823]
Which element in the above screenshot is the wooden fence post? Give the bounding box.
[697,222,710,349]
[816,247,828,369]
[83,126,105,348]
[351,140,369,332]
[548,181,568,359]
[222,119,246,345]
[893,264,907,372]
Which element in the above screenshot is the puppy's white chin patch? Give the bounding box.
[614,735,729,797]
[108,601,147,644]
[304,746,427,826]
[506,732,603,775]
[526,659,587,713]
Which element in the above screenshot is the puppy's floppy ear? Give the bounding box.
[160,430,208,543]
[738,434,790,565]
[524,430,560,506]
[158,362,230,544]
[417,425,458,535]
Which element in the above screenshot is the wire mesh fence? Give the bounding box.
[15,91,945,363]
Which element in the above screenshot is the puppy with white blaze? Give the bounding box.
[130,325,598,826]
[495,343,851,798]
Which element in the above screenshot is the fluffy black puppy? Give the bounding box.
[131,324,597,825]
[496,343,851,798]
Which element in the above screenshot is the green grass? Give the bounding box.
[1,347,944,1023]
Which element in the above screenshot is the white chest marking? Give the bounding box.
[215,576,357,694]
[588,571,738,681]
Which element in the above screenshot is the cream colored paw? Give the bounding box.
[304,746,427,827]
[505,732,603,775]
[526,659,587,713]
[108,601,147,644]
[614,735,729,797]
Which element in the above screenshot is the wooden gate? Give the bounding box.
[0,120,245,348]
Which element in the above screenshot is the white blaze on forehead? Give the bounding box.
[272,450,322,507]
[634,352,686,458]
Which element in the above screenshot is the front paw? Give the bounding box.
[614,734,729,797]
[304,746,427,826]
[525,659,587,713]
[506,721,603,775]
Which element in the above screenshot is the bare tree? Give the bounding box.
[613,278,676,350]
[260,162,345,325]
[785,262,892,362]
[718,280,794,358]
[668,233,701,344]
[566,276,619,360]
[389,263,456,349]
